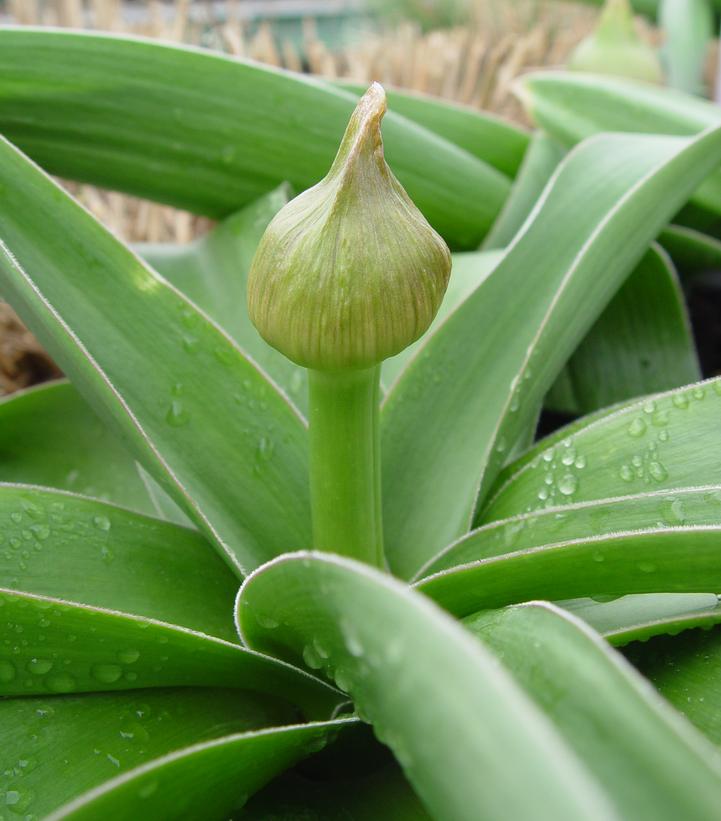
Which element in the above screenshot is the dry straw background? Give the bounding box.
[0,0,614,391]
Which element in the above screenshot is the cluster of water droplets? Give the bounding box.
[0,498,115,580]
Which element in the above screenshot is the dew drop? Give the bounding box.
[302,644,323,670]
[26,658,53,676]
[93,515,111,532]
[91,664,123,684]
[118,649,140,664]
[0,660,15,683]
[619,465,634,483]
[627,417,646,438]
[672,393,689,409]
[166,400,190,427]
[558,474,578,496]
[648,461,668,482]
[638,562,656,574]
[592,551,605,563]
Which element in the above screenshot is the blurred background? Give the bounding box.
[0,0,719,392]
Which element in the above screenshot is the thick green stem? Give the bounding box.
[308,366,384,567]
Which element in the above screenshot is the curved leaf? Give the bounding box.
[0,28,508,248]
[659,223,721,279]
[420,485,721,578]
[138,186,308,416]
[483,377,721,521]
[0,687,297,819]
[333,81,529,178]
[563,593,721,645]
[551,244,700,415]
[238,552,615,821]
[517,70,721,217]
[0,587,339,716]
[0,483,236,639]
[483,130,565,250]
[0,381,154,514]
[418,525,721,618]
[626,625,721,746]
[467,602,721,819]
[381,125,721,578]
[50,718,356,821]
[0,133,311,576]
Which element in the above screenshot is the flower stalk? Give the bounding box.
[247,83,451,567]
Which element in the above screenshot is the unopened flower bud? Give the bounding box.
[568,0,663,85]
[247,82,451,371]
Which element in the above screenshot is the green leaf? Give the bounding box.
[550,245,700,415]
[381,250,503,391]
[466,602,721,819]
[0,134,311,576]
[333,81,529,178]
[418,524,721,618]
[626,625,721,746]
[483,378,721,521]
[0,382,154,515]
[0,587,339,714]
[138,186,308,415]
[517,70,721,218]
[0,483,237,639]
[381,125,721,579]
[0,28,509,249]
[562,593,721,646]
[660,0,714,96]
[238,552,616,821]
[483,130,566,250]
[659,223,721,280]
[419,485,721,578]
[50,718,356,821]
[0,687,299,820]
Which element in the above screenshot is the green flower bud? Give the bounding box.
[568,0,663,85]
[247,83,451,372]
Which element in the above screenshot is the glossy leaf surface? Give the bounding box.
[483,378,721,521]
[0,687,296,819]
[238,553,614,821]
[0,133,311,576]
[0,28,507,248]
[467,603,721,819]
[138,186,308,415]
[381,126,721,578]
[0,483,236,639]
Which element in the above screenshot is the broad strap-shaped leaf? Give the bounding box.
[0,687,296,819]
[381,125,721,579]
[238,552,615,821]
[483,377,721,521]
[418,525,721,618]
[0,381,155,515]
[381,250,503,391]
[517,70,721,217]
[419,485,721,578]
[49,717,356,821]
[563,593,721,646]
[138,186,309,417]
[466,602,721,819]
[0,587,339,715]
[549,245,700,415]
[483,130,565,250]
[0,134,311,575]
[626,624,721,746]
[0,483,236,639]
[334,81,529,178]
[659,0,714,96]
[0,28,508,249]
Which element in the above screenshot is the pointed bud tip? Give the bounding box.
[247,84,450,371]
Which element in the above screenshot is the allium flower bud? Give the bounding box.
[568,0,663,85]
[247,83,451,371]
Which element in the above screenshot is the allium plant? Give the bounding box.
[2,27,721,821]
